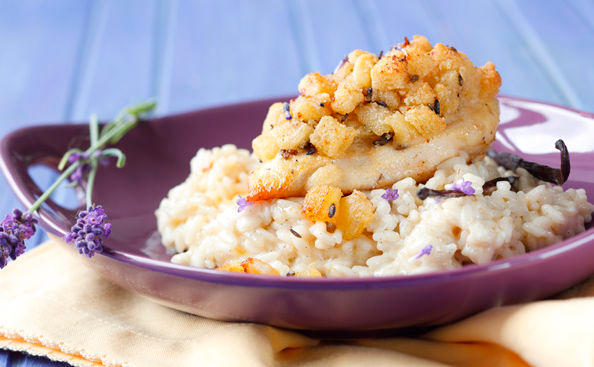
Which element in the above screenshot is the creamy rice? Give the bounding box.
[155,144,593,277]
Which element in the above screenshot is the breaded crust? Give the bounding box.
[247,36,501,201]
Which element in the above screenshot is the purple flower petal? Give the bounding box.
[236,196,253,213]
[381,188,399,203]
[450,179,475,196]
[67,152,82,163]
[64,205,110,258]
[68,164,91,185]
[413,244,433,260]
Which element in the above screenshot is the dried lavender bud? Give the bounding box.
[417,188,467,200]
[328,204,336,218]
[487,140,570,185]
[377,50,383,59]
[364,88,373,101]
[418,179,474,200]
[373,132,394,146]
[375,101,388,108]
[280,149,298,159]
[64,205,111,258]
[428,98,440,115]
[283,102,292,120]
[409,74,419,82]
[458,73,463,86]
[303,142,317,155]
[340,114,349,122]
[286,271,296,276]
[319,102,325,107]
[290,228,302,238]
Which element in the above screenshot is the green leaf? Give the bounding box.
[107,120,137,145]
[125,100,157,117]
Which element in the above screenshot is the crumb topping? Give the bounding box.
[252,35,501,161]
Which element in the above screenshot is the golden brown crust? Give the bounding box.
[301,185,342,223]
[248,35,501,200]
[335,190,374,240]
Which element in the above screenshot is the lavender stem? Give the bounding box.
[85,114,99,208]
[27,161,83,214]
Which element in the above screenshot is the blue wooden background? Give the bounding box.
[1,1,593,365]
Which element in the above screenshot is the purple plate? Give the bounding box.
[1,96,593,332]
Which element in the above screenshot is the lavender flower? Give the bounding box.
[450,179,475,196]
[0,101,155,269]
[64,205,111,258]
[0,209,37,268]
[67,150,105,184]
[236,196,253,213]
[381,188,399,202]
[413,244,433,260]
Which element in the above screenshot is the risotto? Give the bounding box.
[156,36,593,277]
[155,144,593,277]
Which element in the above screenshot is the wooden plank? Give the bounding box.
[0,7,88,364]
[152,0,178,115]
[290,0,376,74]
[365,0,439,51]
[2,0,158,253]
[7,352,68,367]
[495,0,583,109]
[67,0,158,120]
[570,0,594,31]
[0,0,92,250]
[166,0,302,113]
[508,0,593,111]
[0,1,91,126]
[0,352,10,367]
[369,0,570,107]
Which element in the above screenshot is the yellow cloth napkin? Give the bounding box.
[1,239,593,367]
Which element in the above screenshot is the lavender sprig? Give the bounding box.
[0,101,155,268]
[0,210,37,268]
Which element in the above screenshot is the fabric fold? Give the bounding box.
[0,240,592,367]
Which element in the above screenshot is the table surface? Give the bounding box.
[1,0,594,365]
